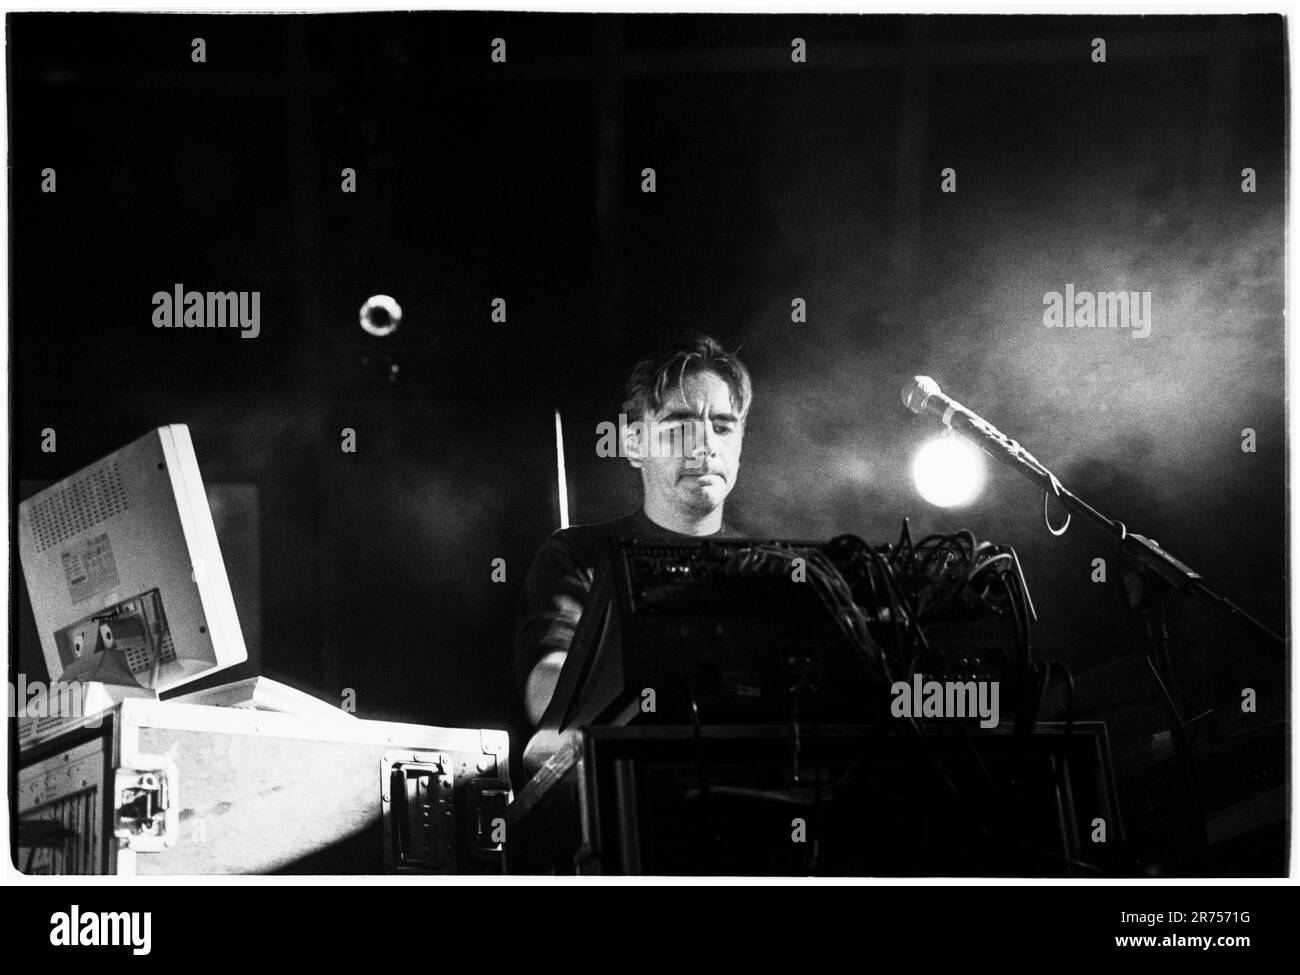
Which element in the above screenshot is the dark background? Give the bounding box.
[9,13,1287,874]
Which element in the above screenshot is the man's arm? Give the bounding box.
[514,531,596,725]
[522,650,567,725]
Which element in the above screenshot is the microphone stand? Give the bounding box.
[935,406,1284,649]
[914,390,1275,876]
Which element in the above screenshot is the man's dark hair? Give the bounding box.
[622,332,753,421]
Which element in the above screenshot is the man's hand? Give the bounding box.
[523,650,567,725]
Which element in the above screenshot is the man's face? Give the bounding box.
[629,369,745,516]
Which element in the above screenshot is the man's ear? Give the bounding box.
[624,416,647,469]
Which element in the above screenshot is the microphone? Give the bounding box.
[901,375,1045,474]
[901,376,984,434]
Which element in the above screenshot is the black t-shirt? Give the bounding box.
[513,509,741,692]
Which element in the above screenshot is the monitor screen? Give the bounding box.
[17,425,247,700]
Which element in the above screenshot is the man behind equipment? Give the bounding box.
[514,333,754,727]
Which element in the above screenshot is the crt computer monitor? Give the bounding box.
[17,424,247,729]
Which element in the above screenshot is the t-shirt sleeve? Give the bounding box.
[513,531,595,692]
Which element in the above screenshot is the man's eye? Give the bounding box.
[713,423,734,435]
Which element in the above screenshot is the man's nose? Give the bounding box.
[689,420,715,457]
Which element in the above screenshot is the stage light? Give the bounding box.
[912,432,986,508]
[359,294,402,337]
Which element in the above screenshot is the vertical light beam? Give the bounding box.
[554,408,570,529]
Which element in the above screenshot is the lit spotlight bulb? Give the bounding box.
[359,294,402,337]
[911,433,986,508]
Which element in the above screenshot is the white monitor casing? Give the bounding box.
[17,424,247,715]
